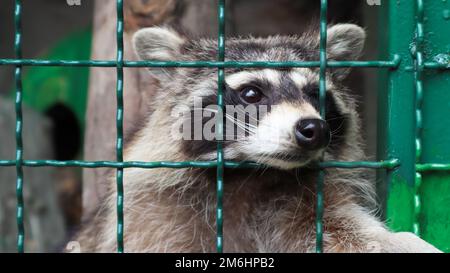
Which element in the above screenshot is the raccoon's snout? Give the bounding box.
[295,119,331,151]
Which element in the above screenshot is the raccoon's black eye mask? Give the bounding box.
[301,83,349,151]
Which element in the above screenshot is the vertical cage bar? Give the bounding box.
[412,0,425,237]
[216,0,226,253]
[115,0,125,253]
[14,0,25,253]
[316,0,328,253]
[378,0,417,233]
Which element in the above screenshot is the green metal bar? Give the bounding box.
[14,0,24,254]
[416,0,450,252]
[424,62,450,69]
[378,0,418,234]
[319,159,400,170]
[416,164,450,172]
[216,0,226,254]
[0,59,405,68]
[316,0,327,254]
[412,0,425,237]
[0,159,401,170]
[115,0,125,253]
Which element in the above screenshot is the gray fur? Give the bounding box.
[71,25,440,253]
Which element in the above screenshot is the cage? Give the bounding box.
[0,0,449,253]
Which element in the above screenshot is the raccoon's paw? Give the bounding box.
[379,232,442,253]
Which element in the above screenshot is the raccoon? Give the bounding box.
[74,24,440,253]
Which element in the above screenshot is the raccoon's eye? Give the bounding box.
[239,86,264,104]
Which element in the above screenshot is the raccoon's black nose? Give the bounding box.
[295,119,331,150]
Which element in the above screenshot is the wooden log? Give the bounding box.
[0,99,66,252]
[83,0,190,216]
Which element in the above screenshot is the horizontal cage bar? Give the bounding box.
[0,159,401,170]
[416,164,450,172]
[0,58,404,68]
[1,58,447,70]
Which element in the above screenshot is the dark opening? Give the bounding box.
[45,103,81,160]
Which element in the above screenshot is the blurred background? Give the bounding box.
[0,0,380,252]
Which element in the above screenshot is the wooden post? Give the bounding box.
[0,99,66,252]
[83,0,206,215]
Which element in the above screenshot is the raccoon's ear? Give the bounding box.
[133,27,185,79]
[325,24,366,80]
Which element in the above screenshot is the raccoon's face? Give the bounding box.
[133,24,365,170]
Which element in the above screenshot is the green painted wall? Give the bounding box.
[11,29,91,131]
[380,0,450,252]
[418,0,450,252]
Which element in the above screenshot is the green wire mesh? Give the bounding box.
[413,0,425,237]
[115,0,125,253]
[0,159,401,169]
[315,0,328,253]
[13,0,25,254]
[0,59,403,68]
[216,0,226,253]
[1,0,449,253]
